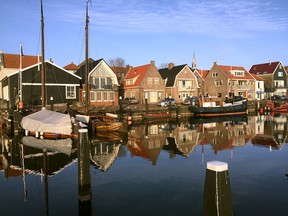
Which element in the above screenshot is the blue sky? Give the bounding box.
[1,0,287,70]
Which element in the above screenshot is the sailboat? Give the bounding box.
[20,0,76,139]
[79,0,124,132]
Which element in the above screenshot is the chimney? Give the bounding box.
[150,60,155,66]
[213,61,218,66]
[168,63,174,69]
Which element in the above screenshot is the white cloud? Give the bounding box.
[46,0,288,36]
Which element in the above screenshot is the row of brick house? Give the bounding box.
[0,50,287,108]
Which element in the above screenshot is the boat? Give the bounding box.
[142,112,172,120]
[264,101,288,113]
[93,121,123,132]
[20,0,76,139]
[189,97,248,117]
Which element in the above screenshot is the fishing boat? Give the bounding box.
[20,0,76,139]
[189,97,248,117]
[264,101,288,113]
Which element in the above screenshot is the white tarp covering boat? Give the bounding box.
[20,109,72,135]
[22,136,73,155]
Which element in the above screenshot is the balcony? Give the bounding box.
[90,84,113,90]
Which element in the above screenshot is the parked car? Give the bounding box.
[158,98,176,107]
[122,97,139,104]
[282,96,288,101]
[182,96,199,106]
[271,95,282,100]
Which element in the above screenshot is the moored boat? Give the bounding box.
[264,101,288,113]
[189,98,248,117]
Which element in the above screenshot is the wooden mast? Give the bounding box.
[41,0,46,108]
[85,0,90,115]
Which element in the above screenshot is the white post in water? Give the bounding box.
[204,160,233,216]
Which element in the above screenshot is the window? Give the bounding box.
[110,92,114,101]
[278,72,283,77]
[90,92,96,101]
[97,92,101,100]
[103,92,108,100]
[154,78,159,85]
[66,86,76,99]
[147,77,153,85]
[212,72,218,77]
[234,71,244,76]
[215,80,222,86]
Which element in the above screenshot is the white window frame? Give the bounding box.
[66,85,76,99]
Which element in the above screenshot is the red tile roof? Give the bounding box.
[3,53,40,69]
[123,64,150,88]
[249,61,279,75]
[217,65,254,80]
[63,62,80,70]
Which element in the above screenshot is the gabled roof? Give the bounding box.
[217,64,254,80]
[3,53,41,69]
[194,69,209,79]
[63,62,80,70]
[75,58,102,79]
[159,64,187,87]
[6,60,82,80]
[249,61,280,75]
[123,64,150,87]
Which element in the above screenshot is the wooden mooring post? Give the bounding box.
[78,128,92,214]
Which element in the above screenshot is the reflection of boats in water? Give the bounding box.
[95,131,127,144]
[190,114,248,125]
[22,136,73,155]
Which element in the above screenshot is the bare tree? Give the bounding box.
[108,57,126,67]
[159,62,169,69]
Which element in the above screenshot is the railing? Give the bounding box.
[90,84,113,90]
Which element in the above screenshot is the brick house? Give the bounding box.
[204,62,256,100]
[159,63,199,103]
[123,60,165,104]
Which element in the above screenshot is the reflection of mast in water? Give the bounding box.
[78,129,92,215]
[203,161,233,216]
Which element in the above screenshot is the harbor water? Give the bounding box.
[1,114,288,216]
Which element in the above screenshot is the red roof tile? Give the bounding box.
[249,61,279,75]
[63,62,80,70]
[123,64,150,88]
[218,65,254,80]
[3,53,40,69]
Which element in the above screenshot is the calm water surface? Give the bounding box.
[1,114,288,216]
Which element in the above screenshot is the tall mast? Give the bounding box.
[85,0,90,114]
[41,0,46,108]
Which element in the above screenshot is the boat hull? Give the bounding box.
[142,113,172,120]
[189,101,248,117]
[93,122,123,132]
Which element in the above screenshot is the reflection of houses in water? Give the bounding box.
[251,114,287,150]
[163,121,200,158]
[90,142,121,172]
[196,118,251,154]
[127,122,170,165]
